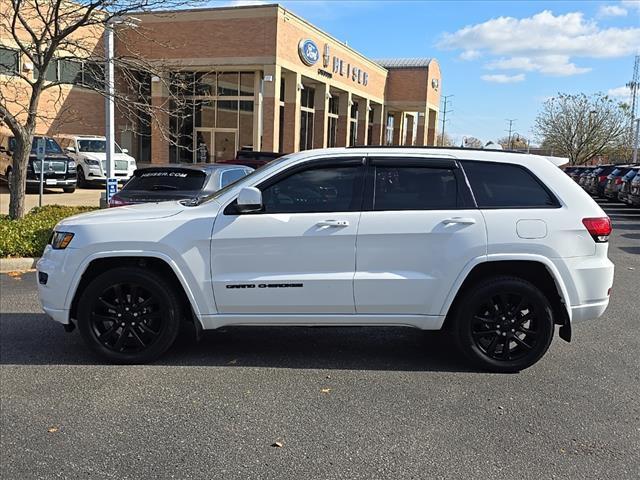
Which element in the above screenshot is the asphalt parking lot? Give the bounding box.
[1,200,638,480]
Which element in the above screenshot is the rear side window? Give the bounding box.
[123,170,206,192]
[462,161,558,208]
[373,166,458,210]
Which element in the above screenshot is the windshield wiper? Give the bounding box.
[150,184,179,191]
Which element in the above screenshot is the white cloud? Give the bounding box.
[459,50,481,61]
[607,85,632,103]
[481,73,526,83]
[438,10,640,78]
[621,0,640,12]
[598,5,628,17]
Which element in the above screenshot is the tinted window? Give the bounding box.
[373,166,457,210]
[77,139,122,153]
[220,168,250,188]
[0,47,19,75]
[462,161,558,208]
[262,165,362,213]
[9,137,63,154]
[124,170,206,192]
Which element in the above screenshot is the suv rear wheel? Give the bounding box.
[452,276,554,373]
[77,267,182,364]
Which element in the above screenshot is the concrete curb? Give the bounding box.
[0,257,39,273]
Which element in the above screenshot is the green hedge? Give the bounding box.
[0,205,97,258]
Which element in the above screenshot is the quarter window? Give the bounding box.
[462,161,558,208]
[261,165,363,213]
[373,166,458,211]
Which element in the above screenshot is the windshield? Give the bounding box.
[9,137,63,155]
[77,139,122,153]
[198,155,294,205]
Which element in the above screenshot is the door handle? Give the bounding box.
[442,217,477,225]
[317,219,349,227]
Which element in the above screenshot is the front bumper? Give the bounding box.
[27,178,76,187]
[36,246,76,325]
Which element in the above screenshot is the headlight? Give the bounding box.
[85,159,100,166]
[50,231,74,249]
[68,161,76,170]
[129,160,136,166]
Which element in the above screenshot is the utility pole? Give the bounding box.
[505,118,517,149]
[627,55,639,156]
[633,117,639,164]
[440,95,453,146]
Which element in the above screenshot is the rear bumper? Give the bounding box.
[570,299,610,323]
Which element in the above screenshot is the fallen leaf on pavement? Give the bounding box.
[228,359,237,365]
[321,388,331,394]
[271,441,284,448]
[47,427,58,433]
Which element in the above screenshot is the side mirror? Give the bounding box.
[236,186,262,213]
[66,146,76,153]
[122,148,129,154]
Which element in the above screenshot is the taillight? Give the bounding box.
[615,178,622,185]
[108,195,130,208]
[598,175,607,182]
[582,217,612,243]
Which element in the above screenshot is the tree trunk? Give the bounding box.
[8,133,32,220]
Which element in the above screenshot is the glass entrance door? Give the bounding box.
[194,128,213,163]
[213,129,237,162]
[193,128,237,163]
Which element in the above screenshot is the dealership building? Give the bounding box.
[0,3,441,164]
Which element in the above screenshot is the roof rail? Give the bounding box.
[347,145,529,155]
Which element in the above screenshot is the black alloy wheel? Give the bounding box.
[453,276,554,373]
[77,167,87,188]
[78,267,182,363]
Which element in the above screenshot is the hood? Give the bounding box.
[57,201,185,227]
[116,189,202,203]
[83,152,132,162]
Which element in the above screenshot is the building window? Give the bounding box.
[385,114,394,145]
[278,104,285,153]
[349,101,358,146]
[0,47,19,76]
[299,86,315,151]
[327,96,339,148]
[169,70,256,162]
[56,58,104,89]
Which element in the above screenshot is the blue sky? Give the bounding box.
[218,0,639,145]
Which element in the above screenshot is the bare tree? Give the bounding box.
[0,0,202,219]
[437,131,455,147]
[534,92,629,166]
[497,135,528,151]
[462,136,483,149]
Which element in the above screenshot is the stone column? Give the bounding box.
[336,90,352,147]
[261,65,281,152]
[282,70,301,153]
[405,114,415,146]
[415,110,427,146]
[151,77,170,164]
[369,103,384,145]
[427,108,438,146]
[356,98,370,146]
[313,82,329,149]
[392,112,404,146]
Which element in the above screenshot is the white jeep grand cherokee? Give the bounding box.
[37,148,614,372]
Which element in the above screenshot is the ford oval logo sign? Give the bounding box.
[298,39,319,66]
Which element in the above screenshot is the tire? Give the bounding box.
[77,267,182,364]
[452,276,554,373]
[77,167,87,188]
[63,186,76,193]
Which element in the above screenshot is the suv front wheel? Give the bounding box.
[452,276,554,373]
[77,267,182,364]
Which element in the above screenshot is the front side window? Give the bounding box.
[373,166,458,211]
[77,139,122,153]
[462,161,558,208]
[220,168,250,188]
[261,165,363,214]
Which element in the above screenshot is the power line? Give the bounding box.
[440,95,454,146]
[505,118,517,149]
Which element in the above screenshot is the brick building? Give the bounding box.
[1,3,441,164]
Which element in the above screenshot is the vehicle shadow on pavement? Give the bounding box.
[0,313,474,372]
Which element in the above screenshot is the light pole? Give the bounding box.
[104,22,116,204]
[633,117,639,164]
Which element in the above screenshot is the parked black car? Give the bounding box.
[585,165,621,197]
[216,150,284,170]
[603,166,633,200]
[109,163,253,207]
[618,167,639,204]
[0,135,77,193]
[578,166,598,189]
